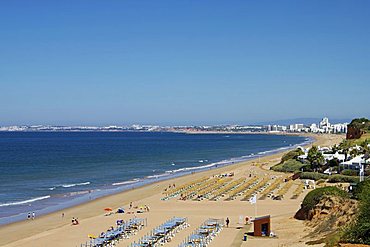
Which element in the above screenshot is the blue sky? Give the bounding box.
[0,1,369,125]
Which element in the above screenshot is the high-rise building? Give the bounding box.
[319,117,330,128]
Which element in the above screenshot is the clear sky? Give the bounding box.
[0,1,369,126]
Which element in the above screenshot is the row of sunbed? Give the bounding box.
[192,177,233,201]
[241,177,270,201]
[176,177,224,201]
[209,177,246,201]
[259,177,285,199]
[161,177,208,201]
[80,218,147,247]
[128,217,188,247]
[225,176,259,200]
[178,218,223,247]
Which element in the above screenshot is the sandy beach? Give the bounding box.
[0,133,344,247]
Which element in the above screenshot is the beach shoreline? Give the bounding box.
[0,132,311,226]
[0,133,344,247]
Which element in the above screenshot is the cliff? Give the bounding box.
[295,196,358,234]
[346,118,370,139]
[346,126,364,139]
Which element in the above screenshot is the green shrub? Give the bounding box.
[352,179,370,200]
[271,159,305,172]
[299,172,328,181]
[327,158,340,167]
[344,223,370,245]
[280,148,304,163]
[341,169,358,176]
[301,163,313,172]
[307,146,325,171]
[327,175,359,183]
[301,187,348,211]
[348,118,370,133]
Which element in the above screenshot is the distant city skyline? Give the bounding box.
[0,116,357,127]
[1,1,369,125]
[0,116,352,128]
[0,116,350,135]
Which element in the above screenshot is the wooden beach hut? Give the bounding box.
[252,215,270,236]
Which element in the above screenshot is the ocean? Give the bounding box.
[0,131,309,224]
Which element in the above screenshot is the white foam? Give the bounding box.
[163,142,306,175]
[69,191,89,196]
[146,173,170,179]
[0,195,51,207]
[112,179,140,186]
[61,182,90,188]
[165,162,221,174]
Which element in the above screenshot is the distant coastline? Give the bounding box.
[0,117,348,135]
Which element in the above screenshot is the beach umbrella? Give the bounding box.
[104,207,113,211]
[88,234,97,239]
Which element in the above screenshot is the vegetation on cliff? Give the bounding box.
[295,187,349,220]
[271,148,307,172]
[295,182,370,246]
[342,180,370,245]
[281,148,304,162]
[346,117,370,142]
[271,159,306,172]
[294,187,357,247]
[348,118,370,132]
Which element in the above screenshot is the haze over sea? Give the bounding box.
[0,131,308,224]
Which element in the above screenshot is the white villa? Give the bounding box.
[340,155,369,170]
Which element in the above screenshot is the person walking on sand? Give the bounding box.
[129,202,132,209]
[226,217,230,227]
[32,212,35,220]
[27,212,31,220]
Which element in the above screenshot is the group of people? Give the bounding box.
[163,183,176,192]
[128,202,150,213]
[71,217,79,225]
[27,212,35,220]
